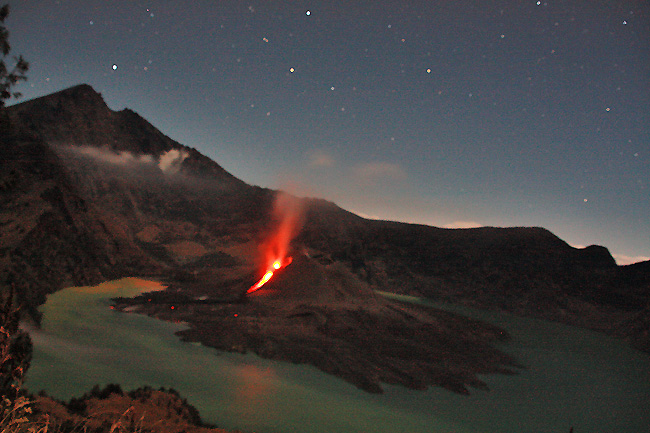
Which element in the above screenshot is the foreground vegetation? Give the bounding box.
[1,288,237,433]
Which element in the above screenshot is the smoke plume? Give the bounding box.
[261,191,305,270]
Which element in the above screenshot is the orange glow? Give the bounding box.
[247,192,303,295]
[246,257,292,294]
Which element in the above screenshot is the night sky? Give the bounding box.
[7,1,650,264]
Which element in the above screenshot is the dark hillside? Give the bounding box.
[299,201,619,304]
[0,130,164,317]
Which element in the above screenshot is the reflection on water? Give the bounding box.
[228,364,281,429]
[25,279,650,433]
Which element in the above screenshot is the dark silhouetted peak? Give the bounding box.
[17,83,104,104]
[50,83,106,107]
[7,83,116,147]
[578,245,617,268]
[7,83,167,155]
[8,83,109,120]
[6,85,246,186]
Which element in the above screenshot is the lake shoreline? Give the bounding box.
[26,278,650,433]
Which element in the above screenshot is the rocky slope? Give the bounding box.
[2,84,649,393]
[115,254,520,394]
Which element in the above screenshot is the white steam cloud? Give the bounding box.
[73,146,154,165]
[158,149,189,174]
[63,146,189,174]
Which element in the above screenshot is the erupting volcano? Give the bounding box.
[246,192,304,294]
[247,256,293,293]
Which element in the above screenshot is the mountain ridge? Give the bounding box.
[2,84,649,392]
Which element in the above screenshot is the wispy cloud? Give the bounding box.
[350,210,383,220]
[308,150,335,168]
[352,161,407,185]
[612,254,650,266]
[64,146,189,174]
[73,146,154,165]
[443,221,483,229]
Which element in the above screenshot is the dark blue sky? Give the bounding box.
[7,0,650,263]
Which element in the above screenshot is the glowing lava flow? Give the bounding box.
[246,257,292,294]
[247,192,304,295]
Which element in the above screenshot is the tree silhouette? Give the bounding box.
[0,4,28,108]
[0,285,32,400]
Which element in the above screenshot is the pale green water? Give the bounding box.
[25,279,650,433]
